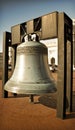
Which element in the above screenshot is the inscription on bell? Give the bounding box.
[17,46,47,54]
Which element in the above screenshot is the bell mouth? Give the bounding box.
[4,80,57,95]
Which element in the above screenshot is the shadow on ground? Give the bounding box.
[38,91,75,119]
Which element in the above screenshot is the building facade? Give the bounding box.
[40,38,58,71]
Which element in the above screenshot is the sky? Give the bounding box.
[0,0,75,52]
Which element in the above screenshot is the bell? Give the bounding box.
[4,34,56,101]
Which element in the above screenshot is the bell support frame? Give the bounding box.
[2,11,73,119]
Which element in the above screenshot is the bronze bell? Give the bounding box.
[4,34,56,102]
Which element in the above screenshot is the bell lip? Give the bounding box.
[4,88,57,95]
[4,83,57,95]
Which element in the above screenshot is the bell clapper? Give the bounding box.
[29,95,34,103]
[13,93,17,97]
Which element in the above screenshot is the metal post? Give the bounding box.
[57,13,73,119]
[65,17,73,112]
[29,95,34,103]
[2,32,11,98]
[57,13,66,119]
